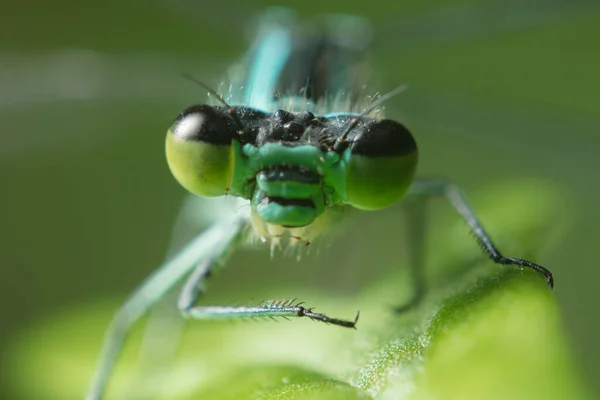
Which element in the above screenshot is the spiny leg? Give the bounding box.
[395,196,429,313]
[85,217,246,400]
[178,258,359,328]
[407,177,554,288]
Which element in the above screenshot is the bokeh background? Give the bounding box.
[1,0,599,399]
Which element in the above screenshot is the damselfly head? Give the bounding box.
[166,104,418,241]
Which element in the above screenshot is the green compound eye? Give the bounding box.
[166,105,236,197]
[346,119,418,210]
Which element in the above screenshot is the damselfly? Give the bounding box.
[86,7,553,400]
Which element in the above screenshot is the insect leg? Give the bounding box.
[85,216,247,400]
[178,261,360,328]
[407,177,553,287]
[133,195,232,393]
[395,196,429,313]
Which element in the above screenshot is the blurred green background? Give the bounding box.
[1,0,599,399]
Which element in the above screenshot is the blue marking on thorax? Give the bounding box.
[323,112,362,118]
[243,14,293,111]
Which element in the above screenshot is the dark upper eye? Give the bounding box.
[170,105,236,145]
[166,105,237,198]
[345,119,418,210]
[350,119,417,157]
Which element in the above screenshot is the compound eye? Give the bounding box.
[345,119,418,210]
[166,105,236,197]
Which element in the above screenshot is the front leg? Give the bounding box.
[178,258,359,328]
[86,216,247,400]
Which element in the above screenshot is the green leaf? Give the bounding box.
[3,180,591,399]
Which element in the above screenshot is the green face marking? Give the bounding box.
[166,105,418,232]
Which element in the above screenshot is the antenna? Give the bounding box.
[333,83,409,152]
[359,83,408,118]
[181,72,245,131]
